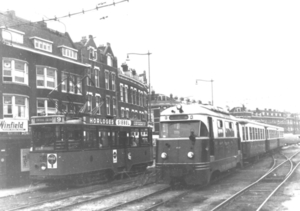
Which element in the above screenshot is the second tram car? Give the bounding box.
[156,104,283,185]
[29,114,153,186]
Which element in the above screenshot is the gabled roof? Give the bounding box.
[98,43,114,57]
[0,11,77,57]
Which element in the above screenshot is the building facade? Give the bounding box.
[230,106,300,134]
[0,11,149,188]
[117,63,148,127]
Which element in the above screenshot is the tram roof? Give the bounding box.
[161,104,235,119]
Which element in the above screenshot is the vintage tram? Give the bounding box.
[29,114,153,186]
[156,104,283,185]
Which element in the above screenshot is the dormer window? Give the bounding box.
[58,45,78,60]
[1,27,24,44]
[88,47,97,61]
[30,36,53,52]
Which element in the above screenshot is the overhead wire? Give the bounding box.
[5,0,128,28]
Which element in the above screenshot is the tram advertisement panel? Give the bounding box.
[47,153,57,169]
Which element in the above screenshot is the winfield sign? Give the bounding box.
[0,119,28,132]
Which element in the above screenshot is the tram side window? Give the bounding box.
[225,122,234,137]
[111,131,120,147]
[245,127,248,140]
[242,127,245,140]
[130,129,139,147]
[249,127,253,140]
[217,120,224,137]
[66,126,82,149]
[83,127,97,149]
[141,128,149,145]
[99,131,110,148]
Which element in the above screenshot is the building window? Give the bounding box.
[37,99,57,116]
[120,84,124,102]
[3,95,28,118]
[31,37,53,52]
[137,90,140,106]
[130,87,134,104]
[87,68,91,86]
[95,68,99,88]
[144,92,147,107]
[125,108,129,118]
[2,58,28,84]
[69,75,75,93]
[36,66,56,89]
[61,72,67,92]
[124,86,128,103]
[1,27,24,44]
[121,107,125,118]
[134,89,137,105]
[107,54,113,66]
[87,93,93,112]
[105,70,109,90]
[95,95,101,115]
[113,97,117,116]
[89,47,97,61]
[111,73,116,91]
[106,96,111,115]
[76,76,82,94]
[59,46,78,60]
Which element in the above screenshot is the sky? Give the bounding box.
[2,0,300,113]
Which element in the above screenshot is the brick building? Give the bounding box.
[0,11,149,188]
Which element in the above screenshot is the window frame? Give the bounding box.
[36,65,57,90]
[2,58,28,85]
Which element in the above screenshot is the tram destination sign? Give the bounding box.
[132,121,146,127]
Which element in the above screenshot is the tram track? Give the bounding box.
[210,151,300,211]
[3,170,156,211]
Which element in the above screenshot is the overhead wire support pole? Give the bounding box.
[196,79,214,106]
[127,51,152,123]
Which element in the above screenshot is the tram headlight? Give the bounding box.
[161,152,168,159]
[187,151,194,159]
[40,164,47,171]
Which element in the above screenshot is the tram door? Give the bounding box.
[119,131,128,170]
[208,117,215,157]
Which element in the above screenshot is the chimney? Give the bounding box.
[37,21,47,28]
[89,35,93,40]
[131,69,137,76]
[107,42,111,47]
[81,36,87,44]
[121,63,129,72]
[170,94,173,99]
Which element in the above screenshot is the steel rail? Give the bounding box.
[210,152,298,211]
[5,173,153,211]
[256,151,300,211]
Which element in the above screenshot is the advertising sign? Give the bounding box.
[116,119,131,126]
[112,149,117,163]
[47,153,57,169]
[20,148,30,172]
[0,119,28,132]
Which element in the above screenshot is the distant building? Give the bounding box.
[230,106,300,134]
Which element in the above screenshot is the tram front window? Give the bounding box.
[160,121,208,138]
[32,125,63,151]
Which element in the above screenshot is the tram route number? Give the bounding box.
[47,153,57,169]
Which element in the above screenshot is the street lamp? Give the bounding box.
[127,51,152,123]
[196,79,214,106]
